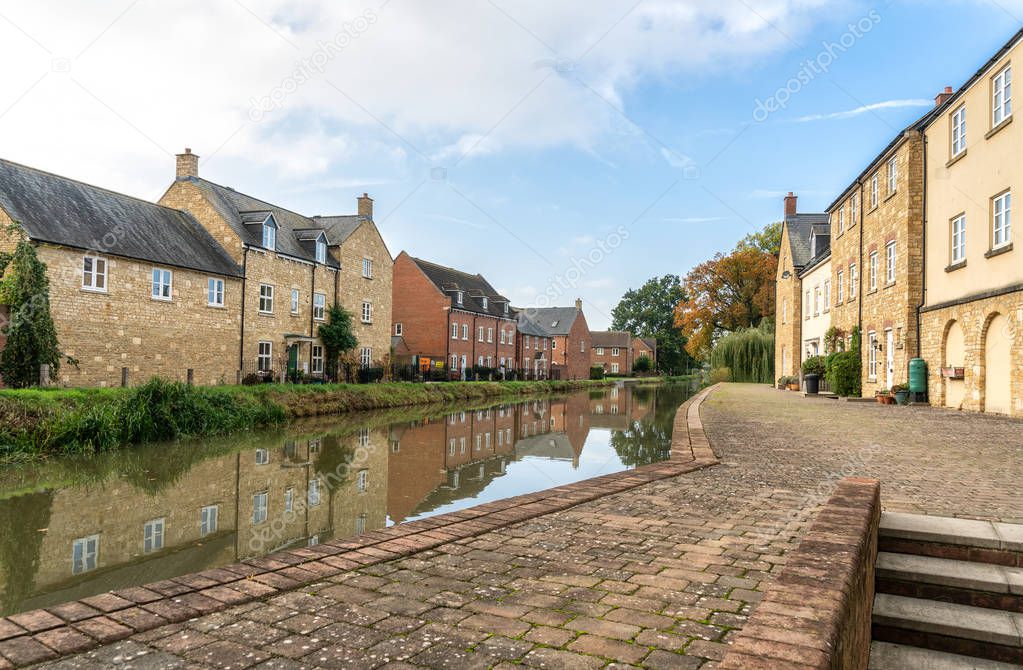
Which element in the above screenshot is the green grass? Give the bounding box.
[0,377,616,458]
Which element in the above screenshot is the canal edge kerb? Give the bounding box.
[0,385,721,668]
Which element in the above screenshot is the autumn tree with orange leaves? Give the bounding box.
[674,246,778,360]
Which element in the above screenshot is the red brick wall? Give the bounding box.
[392,252,451,360]
[563,312,592,379]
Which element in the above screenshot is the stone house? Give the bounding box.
[0,157,244,387]
[590,330,634,375]
[631,337,656,370]
[798,235,831,364]
[919,29,1023,416]
[160,149,393,379]
[517,300,592,380]
[391,252,518,377]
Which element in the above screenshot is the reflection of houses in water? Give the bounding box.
[588,384,656,430]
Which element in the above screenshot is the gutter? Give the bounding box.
[917,132,927,359]
[238,247,249,374]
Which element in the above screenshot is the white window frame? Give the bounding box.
[481,297,488,309]
[478,326,485,342]
[311,345,324,374]
[610,363,619,374]
[837,272,844,303]
[284,488,294,513]
[151,268,172,301]
[869,252,878,291]
[886,242,897,284]
[951,104,967,156]
[308,478,321,506]
[487,327,493,343]
[259,284,274,313]
[813,287,820,316]
[72,535,99,574]
[262,219,277,250]
[887,157,898,195]
[253,492,268,524]
[315,239,326,264]
[361,300,372,324]
[993,190,1012,249]
[395,322,403,336]
[824,280,831,311]
[611,347,620,357]
[200,505,219,537]
[360,347,372,367]
[993,64,1012,127]
[362,258,373,278]
[82,255,108,292]
[357,470,368,492]
[870,173,879,209]
[462,324,468,340]
[207,277,225,307]
[313,293,326,321]
[851,193,858,222]
[868,332,878,380]
[143,518,165,553]
[951,214,967,264]
[595,347,603,356]
[257,341,272,372]
[838,207,845,233]
[579,339,585,353]
[850,263,858,298]
[255,447,269,465]
[456,291,463,305]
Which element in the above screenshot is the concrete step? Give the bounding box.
[877,552,1023,612]
[869,641,1023,669]
[873,594,1023,664]
[880,512,1023,567]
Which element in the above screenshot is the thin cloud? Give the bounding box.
[794,99,932,123]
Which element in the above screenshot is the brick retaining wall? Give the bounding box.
[718,477,882,670]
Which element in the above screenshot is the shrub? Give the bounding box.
[709,367,731,384]
[826,351,861,397]
[801,355,827,377]
[356,366,385,384]
[633,356,652,373]
[589,366,605,380]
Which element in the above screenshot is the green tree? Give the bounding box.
[610,274,694,374]
[318,306,358,380]
[0,239,62,387]
[735,221,783,257]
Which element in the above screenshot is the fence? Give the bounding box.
[237,361,562,386]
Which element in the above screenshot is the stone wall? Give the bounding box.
[829,187,862,347]
[332,222,393,365]
[775,225,803,379]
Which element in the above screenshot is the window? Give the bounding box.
[262,218,277,250]
[82,255,107,291]
[207,278,225,307]
[487,327,493,343]
[824,280,831,311]
[482,297,488,309]
[315,239,326,264]
[284,488,294,513]
[255,448,269,465]
[993,190,1012,248]
[951,214,967,263]
[362,258,373,278]
[291,288,299,313]
[259,284,274,313]
[552,339,556,349]
[478,326,484,342]
[525,335,531,349]
[456,291,463,305]
[355,514,367,535]
[580,340,585,353]
[813,287,820,316]
[887,157,898,195]
[504,303,509,315]
[804,290,810,317]
[357,470,368,492]
[951,104,967,156]
[151,268,172,301]
[72,535,99,574]
[851,193,858,223]
[253,492,268,524]
[993,65,1012,127]
[462,324,468,340]
[450,354,457,369]
[870,173,879,208]
[500,329,506,345]
[361,301,372,323]
[837,272,844,303]
[869,252,878,291]
[850,264,858,298]
[143,518,164,553]
[360,347,372,367]
[782,299,788,324]
[312,345,324,374]
[868,332,878,380]
[838,208,845,233]
[886,242,897,284]
[308,478,321,506]
[394,323,403,336]
[595,347,604,356]
[314,293,326,320]
[200,505,218,537]
[257,341,272,372]
[612,347,620,357]
[451,323,458,339]
[610,363,619,374]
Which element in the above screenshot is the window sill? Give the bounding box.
[985,115,1013,140]
[883,281,897,290]
[258,310,274,316]
[884,191,897,203]
[81,287,108,294]
[207,303,227,309]
[985,243,1013,259]
[946,149,967,168]
[945,260,967,272]
[151,296,173,303]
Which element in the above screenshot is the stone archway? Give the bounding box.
[981,313,1011,414]
[943,320,966,410]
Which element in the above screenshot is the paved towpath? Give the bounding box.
[23,384,1023,669]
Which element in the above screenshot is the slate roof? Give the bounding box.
[409,256,513,318]
[591,330,632,348]
[182,177,344,268]
[784,212,830,269]
[312,215,363,246]
[637,337,657,350]
[0,158,242,277]
[517,307,581,337]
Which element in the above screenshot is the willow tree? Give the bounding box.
[0,239,61,387]
[709,322,775,383]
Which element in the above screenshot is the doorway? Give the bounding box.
[885,329,894,389]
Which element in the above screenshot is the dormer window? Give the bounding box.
[315,236,327,264]
[262,215,278,251]
[456,291,463,305]
[482,297,488,309]
[503,303,509,315]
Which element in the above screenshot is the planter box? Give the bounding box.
[788,383,800,391]
[941,367,965,380]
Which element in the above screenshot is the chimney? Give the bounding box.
[358,193,373,219]
[176,148,199,179]
[784,192,798,217]
[934,86,954,107]
[575,298,582,311]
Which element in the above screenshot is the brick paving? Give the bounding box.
[20,384,1023,669]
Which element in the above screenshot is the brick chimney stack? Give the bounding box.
[575,298,583,311]
[358,193,373,219]
[935,86,954,107]
[176,148,199,179]
[784,192,798,217]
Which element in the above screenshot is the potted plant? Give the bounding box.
[875,388,894,404]
[801,356,827,395]
[891,383,910,405]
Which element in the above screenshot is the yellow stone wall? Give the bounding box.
[774,225,803,379]
[332,222,394,365]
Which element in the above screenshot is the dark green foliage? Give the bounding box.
[318,306,359,379]
[826,351,861,397]
[801,355,827,377]
[0,241,61,388]
[709,322,774,383]
[0,490,52,615]
[610,274,695,374]
[735,221,783,257]
[589,366,605,380]
[609,384,691,466]
[633,355,652,373]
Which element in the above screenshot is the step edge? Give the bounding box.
[877,552,1012,594]
[868,641,1023,670]
[872,594,1023,647]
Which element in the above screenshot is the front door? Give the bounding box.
[288,344,299,376]
[885,330,894,389]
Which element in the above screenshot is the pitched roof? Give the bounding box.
[784,212,830,269]
[591,330,631,347]
[182,177,343,268]
[0,158,242,277]
[312,215,363,246]
[637,337,657,350]
[518,306,580,336]
[409,256,513,318]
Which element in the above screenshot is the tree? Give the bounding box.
[610,274,694,374]
[735,221,783,257]
[633,355,651,373]
[709,321,774,383]
[0,240,62,387]
[318,306,358,380]
[674,247,777,359]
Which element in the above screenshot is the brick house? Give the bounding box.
[391,252,517,377]
[0,157,243,387]
[631,337,656,370]
[514,313,552,379]
[517,300,591,380]
[160,149,393,378]
[590,330,633,375]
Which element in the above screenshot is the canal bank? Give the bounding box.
[0,378,637,459]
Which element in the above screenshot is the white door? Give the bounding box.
[885,329,894,389]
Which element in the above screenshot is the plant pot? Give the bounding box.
[894,390,910,405]
[804,374,820,395]
[788,383,800,391]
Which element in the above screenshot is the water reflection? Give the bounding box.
[0,383,692,616]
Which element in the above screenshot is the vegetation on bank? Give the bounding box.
[0,377,618,458]
[708,321,775,384]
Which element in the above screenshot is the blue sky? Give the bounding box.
[0,1,1019,328]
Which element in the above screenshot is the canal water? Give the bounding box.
[0,382,693,616]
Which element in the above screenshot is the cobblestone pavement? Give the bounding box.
[32,385,1023,669]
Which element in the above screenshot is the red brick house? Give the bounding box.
[590,330,634,376]
[514,315,552,379]
[392,252,517,378]
[518,300,591,380]
[632,337,656,370]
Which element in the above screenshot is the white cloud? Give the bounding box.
[794,99,932,123]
